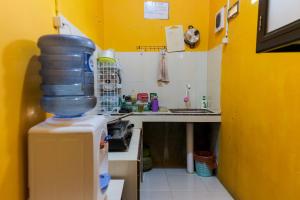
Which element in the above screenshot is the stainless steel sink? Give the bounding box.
[169,108,213,114]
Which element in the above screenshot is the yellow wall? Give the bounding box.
[0,0,105,199]
[0,1,56,199]
[57,0,104,45]
[208,0,226,49]
[103,0,210,51]
[209,1,300,199]
[2,1,300,199]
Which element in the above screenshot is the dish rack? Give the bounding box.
[96,61,122,114]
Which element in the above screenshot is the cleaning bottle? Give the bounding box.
[201,96,208,109]
[151,96,159,112]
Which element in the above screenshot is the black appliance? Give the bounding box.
[107,120,134,152]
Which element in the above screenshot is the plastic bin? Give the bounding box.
[194,151,216,177]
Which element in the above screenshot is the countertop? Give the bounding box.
[105,110,221,124]
[129,110,220,116]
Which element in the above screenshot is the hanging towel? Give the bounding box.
[157,49,169,84]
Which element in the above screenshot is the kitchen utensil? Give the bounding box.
[165,25,185,52]
[137,93,149,102]
[98,49,116,63]
[184,25,200,48]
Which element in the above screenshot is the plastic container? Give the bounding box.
[40,68,84,85]
[41,96,97,118]
[42,84,83,96]
[42,83,94,96]
[201,96,208,109]
[137,102,145,112]
[39,54,84,69]
[194,151,216,177]
[151,97,159,112]
[38,34,96,117]
[84,72,95,84]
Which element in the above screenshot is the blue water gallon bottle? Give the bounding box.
[38,34,97,118]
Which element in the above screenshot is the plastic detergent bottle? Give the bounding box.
[201,96,208,109]
[151,96,159,112]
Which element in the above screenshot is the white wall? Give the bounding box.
[56,15,222,113]
[207,44,223,113]
[117,52,207,109]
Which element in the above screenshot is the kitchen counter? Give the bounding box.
[106,110,221,175]
[106,110,221,125]
[130,110,220,115]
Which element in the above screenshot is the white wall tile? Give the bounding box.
[117,52,208,109]
[141,173,169,191]
[207,45,223,112]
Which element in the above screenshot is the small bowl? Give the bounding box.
[98,49,116,63]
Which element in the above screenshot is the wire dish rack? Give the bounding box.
[96,61,121,114]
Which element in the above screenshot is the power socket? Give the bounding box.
[222,36,229,44]
[53,16,62,29]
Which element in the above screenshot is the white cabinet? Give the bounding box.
[28,116,108,200]
[108,129,142,200]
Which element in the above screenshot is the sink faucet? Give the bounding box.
[184,84,191,109]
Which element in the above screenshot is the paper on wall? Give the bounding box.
[165,25,185,52]
[144,1,169,20]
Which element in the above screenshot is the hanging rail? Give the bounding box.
[136,45,167,52]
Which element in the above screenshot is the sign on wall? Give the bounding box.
[144,1,169,20]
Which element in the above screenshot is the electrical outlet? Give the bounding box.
[222,36,229,44]
[53,16,62,29]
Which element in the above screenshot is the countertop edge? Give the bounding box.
[105,111,221,123]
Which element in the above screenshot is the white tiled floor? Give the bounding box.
[141,168,233,200]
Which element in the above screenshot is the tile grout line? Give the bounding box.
[164,168,175,200]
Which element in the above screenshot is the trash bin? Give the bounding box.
[194,151,217,177]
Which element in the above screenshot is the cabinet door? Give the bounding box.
[256,0,300,52]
